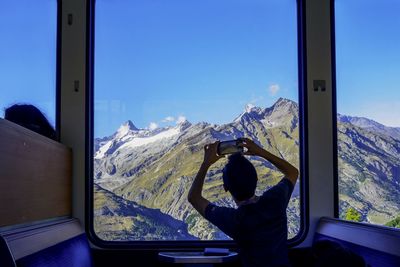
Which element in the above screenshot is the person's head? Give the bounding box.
[222,153,258,202]
[4,104,56,140]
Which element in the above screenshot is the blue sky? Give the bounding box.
[0,0,57,126]
[94,0,298,137]
[335,0,400,127]
[1,0,400,138]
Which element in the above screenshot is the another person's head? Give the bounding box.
[222,153,258,202]
[4,104,56,140]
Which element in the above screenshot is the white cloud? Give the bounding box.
[176,116,187,124]
[162,116,175,122]
[148,122,158,130]
[269,84,280,96]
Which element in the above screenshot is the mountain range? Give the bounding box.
[336,116,400,223]
[93,98,400,241]
[94,184,197,240]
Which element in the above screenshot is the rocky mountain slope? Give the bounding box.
[338,114,400,140]
[337,118,400,223]
[93,98,400,241]
[94,184,197,240]
[94,98,301,240]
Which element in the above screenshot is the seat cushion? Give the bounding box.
[16,233,93,267]
[312,238,366,267]
[314,217,400,267]
[0,218,93,267]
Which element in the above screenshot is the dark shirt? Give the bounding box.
[204,178,294,267]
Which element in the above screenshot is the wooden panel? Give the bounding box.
[0,118,72,227]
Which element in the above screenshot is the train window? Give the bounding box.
[335,0,400,228]
[93,0,302,243]
[0,1,58,129]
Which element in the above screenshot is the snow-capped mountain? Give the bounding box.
[94,98,299,190]
[93,97,400,241]
[93,119,195,190]
[95,120,191,159]
[94,98,301,240]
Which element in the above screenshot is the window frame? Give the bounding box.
[331,0,340,219]
[0,0,61,139]
[332,0,400,231]
[55,0,62,141]
[86,0,309,248]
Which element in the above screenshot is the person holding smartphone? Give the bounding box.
[188,138,299,267]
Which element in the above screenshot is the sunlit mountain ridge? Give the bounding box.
[93,98,400,241]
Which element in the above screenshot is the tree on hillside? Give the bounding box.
[385,216,400,228]
[345,207,362,222]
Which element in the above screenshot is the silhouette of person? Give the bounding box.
[4,104,56,140]
[188,138,299,267]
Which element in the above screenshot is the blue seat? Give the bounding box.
[314,217,400,267]
[0,218,93,267]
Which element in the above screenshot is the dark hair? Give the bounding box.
[4,104,56,140]
[222,153,258,201]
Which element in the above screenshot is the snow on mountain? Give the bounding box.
[177,119,192,130]
[245,103,255,113]
[115,120,138,139]
[95,140,114,159]
[93,97,400,241]
[93,98,299,190]
[95,98,302,240]
[94,119,193,160]
[234,103,263,122]
[119,127,181,150]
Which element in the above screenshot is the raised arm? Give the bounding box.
[188,141,223,217]
[239,138,299,185]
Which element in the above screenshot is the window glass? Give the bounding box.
[335,0,400,228]
[94,0,301,241]
[0,0,57,127]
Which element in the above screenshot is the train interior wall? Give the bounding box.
[4,0,400,266]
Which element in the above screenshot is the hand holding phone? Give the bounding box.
[217,140,244,156]
[203,141,223,167]
[237,137,263,156]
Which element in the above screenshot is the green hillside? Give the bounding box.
[94,98,400,241]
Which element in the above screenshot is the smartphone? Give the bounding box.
[217,140,244,156]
